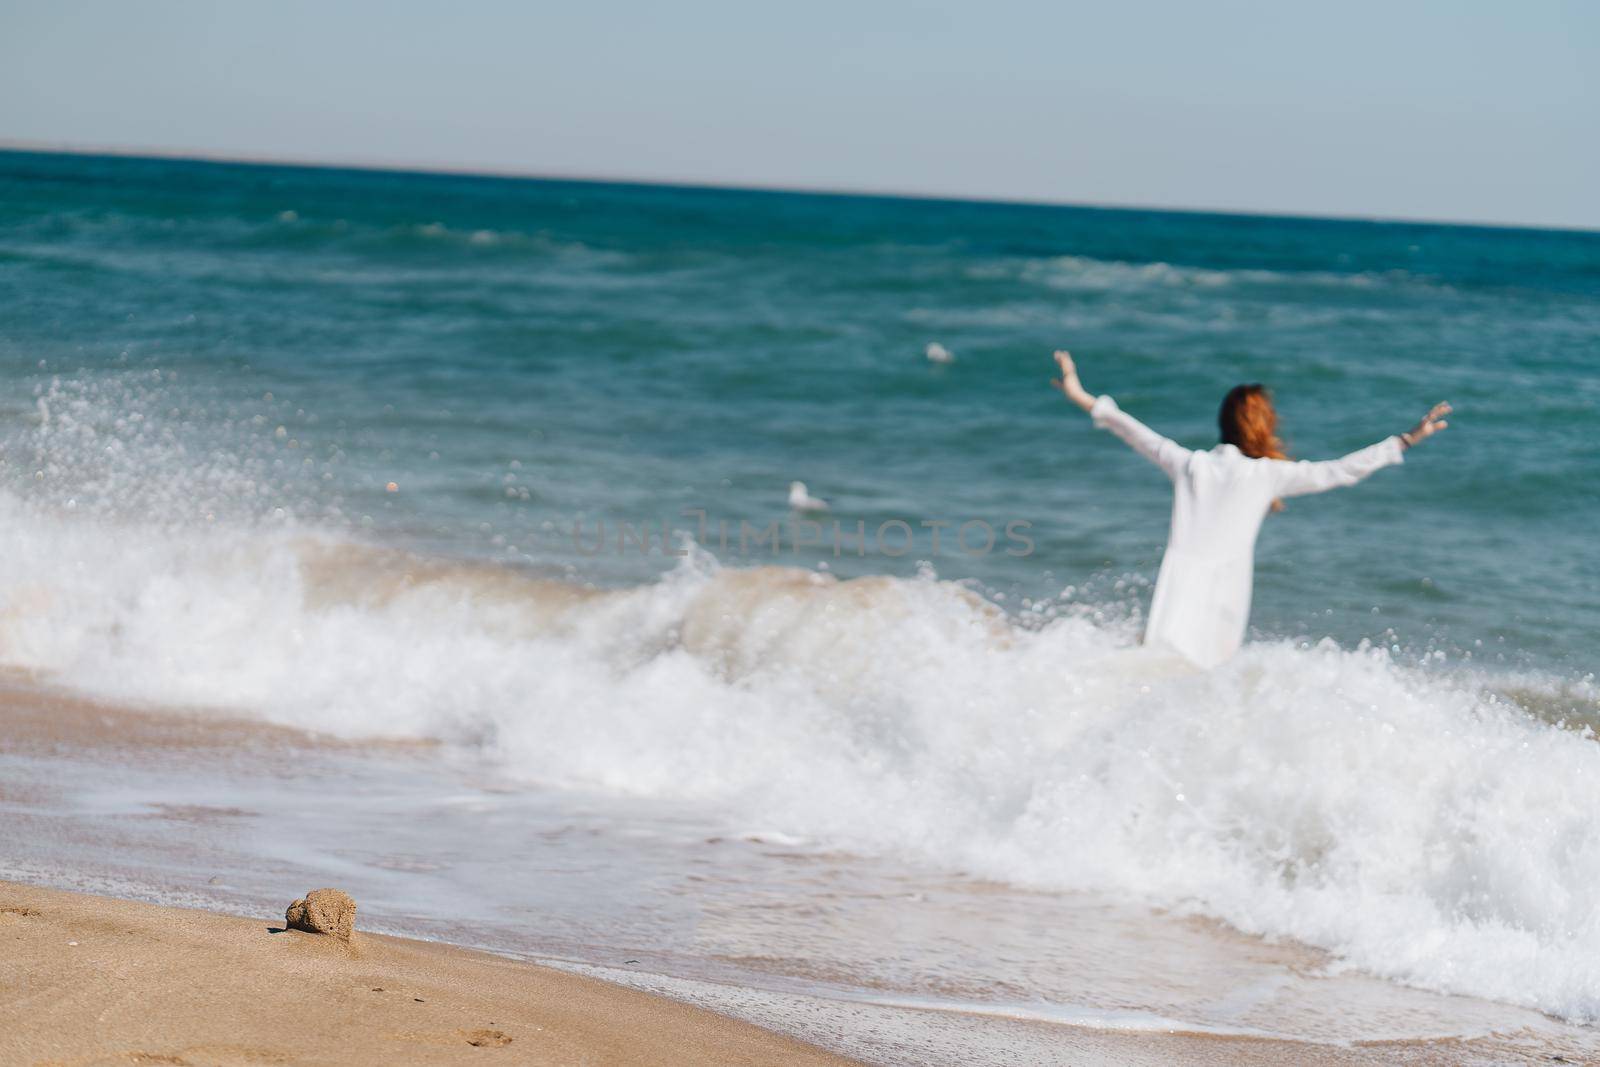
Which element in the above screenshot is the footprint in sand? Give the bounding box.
[462,1028,512,1047]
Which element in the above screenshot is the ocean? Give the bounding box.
[3,149,1600,1059]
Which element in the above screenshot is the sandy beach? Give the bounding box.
[0,881,860,1067]
[6,880,1596,1067]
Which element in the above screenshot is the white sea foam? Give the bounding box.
[1012,253,1430,295]
[3,368,1598,1023]
[2,482,1599,1021]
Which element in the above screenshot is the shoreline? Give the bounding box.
[6,881,1597,1067]
[5,682,1600,1065]
[0,880,860,1067]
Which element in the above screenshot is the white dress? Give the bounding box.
[1090,395,1406,668]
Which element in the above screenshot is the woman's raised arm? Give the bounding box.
[1052,349,1099,414]
[1053,350,1192,480]
[1269,401,1450,498]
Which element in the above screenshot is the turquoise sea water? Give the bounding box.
[7,152,1600,1034]
[3,151,1595,668]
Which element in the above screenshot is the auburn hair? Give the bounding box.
[1219,384,1288,509]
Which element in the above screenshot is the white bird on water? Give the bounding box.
[788,481,829,512]
[925,341,954,364]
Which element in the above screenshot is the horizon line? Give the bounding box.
[3,138,1595,237]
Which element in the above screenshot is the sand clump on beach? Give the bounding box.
[285,886,356,939]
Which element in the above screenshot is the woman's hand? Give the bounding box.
[1051,349,1098,414]
[1400,401,1451,448]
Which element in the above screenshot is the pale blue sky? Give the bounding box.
[2,1,1595,228]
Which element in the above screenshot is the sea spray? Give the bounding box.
[2,489,1599,1019]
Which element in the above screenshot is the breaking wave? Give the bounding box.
[2,482,1600,1021]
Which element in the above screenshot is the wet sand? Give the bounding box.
[11,881,1579,1067]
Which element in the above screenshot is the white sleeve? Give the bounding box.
[1090,395,1192,480]
[1268,436,1406,498]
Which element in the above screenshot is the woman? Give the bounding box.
[1052,350,1450,667]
